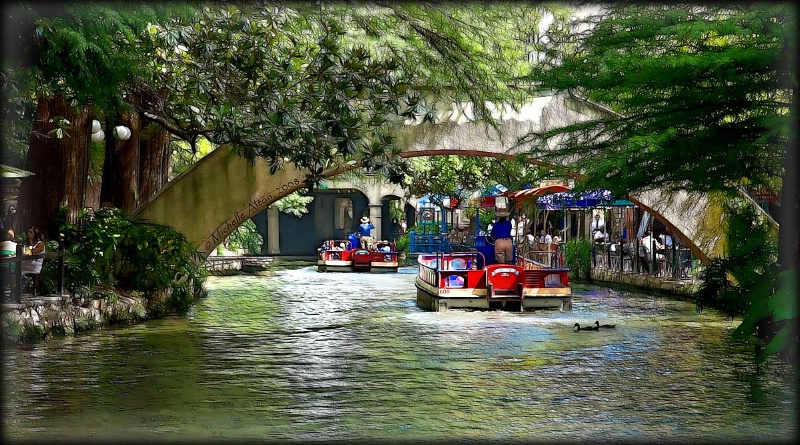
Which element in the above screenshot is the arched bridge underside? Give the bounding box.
[133,93,752,260]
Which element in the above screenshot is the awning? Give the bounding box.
[536,189,614,209]
[506,184,572,202]
[479,184,572,209]
[610,199,635,207]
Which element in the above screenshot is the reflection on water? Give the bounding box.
[2,264,796,442]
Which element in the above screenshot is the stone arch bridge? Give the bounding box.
[132,92,750,261]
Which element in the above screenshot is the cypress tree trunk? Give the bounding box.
[18,95,90,238]
[777,34,799,271]
[137,123,173,208]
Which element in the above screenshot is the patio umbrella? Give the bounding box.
[0,164,34,178]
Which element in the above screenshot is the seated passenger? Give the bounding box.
[446,274,465,288]
[449,258,467,270]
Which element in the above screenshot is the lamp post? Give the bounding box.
[90,119,131,209]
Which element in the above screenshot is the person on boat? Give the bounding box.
[356,216,375,249]
[490,214,513,264]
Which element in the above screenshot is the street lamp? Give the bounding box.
[90,119,132,209]
[90,119,131,142]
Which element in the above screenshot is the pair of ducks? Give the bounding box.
[573,321,616,332]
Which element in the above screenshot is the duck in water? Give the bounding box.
[594,321,616,329]
[573,322,598,332]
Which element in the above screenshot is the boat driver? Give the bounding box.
[490,213,513,264]
[356,216,375,249]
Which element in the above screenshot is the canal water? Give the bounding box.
[2,262,796,442]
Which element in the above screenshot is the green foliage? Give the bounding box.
[692,198,795,364]
[73,316,98,334]
[389,201,405,222]
[171,137,215,179]
[273,192,315,218]
[225,219,263,254]
[526,4,794,197]
[395,232,410,254]
[561,238,592,282]
[463,207,495,231]
[7,3,543,186]
[526,3,796,365]
[2,320,45,345]
[58,206,207,311]
[405,155,547,210]
[696,199,779,318]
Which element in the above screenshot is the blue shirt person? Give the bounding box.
[356,216,375,249]
[490,216,514,263]
[489,217,512,240]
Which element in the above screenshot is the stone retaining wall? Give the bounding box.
[590,268,700,299]
[1,292,161,344]
[205,256,274,275]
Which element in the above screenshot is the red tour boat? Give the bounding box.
[414,183,573,311]
[317,236,399,273]
[415,251,571,311]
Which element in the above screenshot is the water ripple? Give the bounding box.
[2,265,796,442]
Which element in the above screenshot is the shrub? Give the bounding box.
[562,238,592,282]
[694,198,778,319]
[57,206,207,312]
[395,232,410,253]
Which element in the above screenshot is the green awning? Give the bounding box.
[610,199,635,207]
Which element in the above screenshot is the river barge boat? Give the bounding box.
[415,251,572,312]
[317,235,399,273]
[414,182,573,312]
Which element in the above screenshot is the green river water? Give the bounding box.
[2,263,796,443]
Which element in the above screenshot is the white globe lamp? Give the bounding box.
[113,126,131,141]
[91,129,105,142]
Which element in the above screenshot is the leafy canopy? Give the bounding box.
[404,155,549,208]
[6,2,554,185]
[522,4,794,196]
